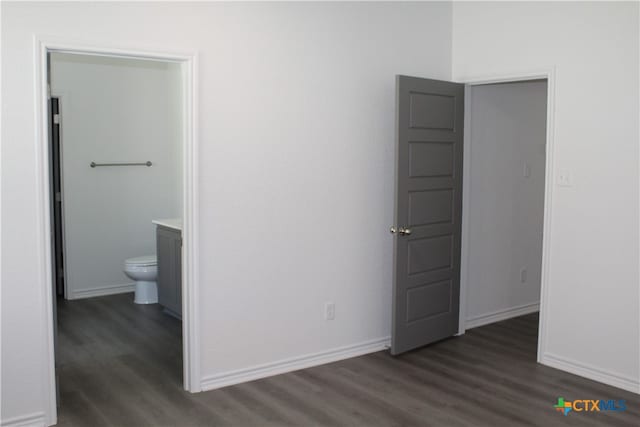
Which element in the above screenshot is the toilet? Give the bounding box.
[123,255,158,304]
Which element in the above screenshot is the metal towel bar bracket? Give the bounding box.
[90,161,152,168]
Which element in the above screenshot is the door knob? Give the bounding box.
[390,226,411,236]
[399,227,412,236]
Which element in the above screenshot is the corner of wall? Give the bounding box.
[0,412,47,427]
[200,337,390,392]
[540,352,640,395]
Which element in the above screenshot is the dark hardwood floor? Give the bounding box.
[56,294,639,426]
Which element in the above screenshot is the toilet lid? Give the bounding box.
[125,255,157,266]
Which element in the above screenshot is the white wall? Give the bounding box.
[465,81,547,327]
[1,2,452,423]
[51,53,182,299]
[453,2,639,392]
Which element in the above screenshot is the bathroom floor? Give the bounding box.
[56,293,183,426]
[56,297,639,426]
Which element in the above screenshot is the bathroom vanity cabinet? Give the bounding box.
[156,224,182,318]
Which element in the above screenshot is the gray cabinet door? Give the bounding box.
[391,76,464,355]
[156,226,182,316]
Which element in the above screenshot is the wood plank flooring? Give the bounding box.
[56,294,639,426]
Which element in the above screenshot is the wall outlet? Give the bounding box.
[557,169,573,187]
[324,302,335,320]
[520,268,527,283]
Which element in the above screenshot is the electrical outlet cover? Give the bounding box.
[557,169,572,187]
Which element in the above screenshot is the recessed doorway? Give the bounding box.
[391,73,553,362]
[49,51,184,421]
[34,39,200,425]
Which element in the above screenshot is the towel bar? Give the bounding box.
[90,161,152,168]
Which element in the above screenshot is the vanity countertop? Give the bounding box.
[152,218,182,231]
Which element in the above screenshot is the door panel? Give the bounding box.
[391,75,464,355]
[407,280,452,322]
[408,189,453,226]
[409,92,455,130]
[407,235,453,275]
[408,142,454,177]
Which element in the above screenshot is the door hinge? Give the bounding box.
[55,192,62,202]
[53,113,60,125]
[58,268,64,278]
[47,83,51,100]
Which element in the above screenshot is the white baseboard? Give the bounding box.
[201,336,390,391]
[541,352,640,394]
[69,282,135,300]
[1,412,46,427]
[466,302,540,329]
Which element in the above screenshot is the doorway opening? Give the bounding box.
[36,39,200,425]
[459,79,549,359]
[49,51,185,419]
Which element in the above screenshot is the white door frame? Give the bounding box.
[456,69,556,365]
[34,36,201,426]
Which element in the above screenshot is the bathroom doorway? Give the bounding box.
[49,53,183,302]
[49,51,184,416]
[36,40,200,425]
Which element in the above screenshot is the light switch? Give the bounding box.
[523,163,531,178]
[557,169,573,187]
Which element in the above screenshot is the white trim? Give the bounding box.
[456,69,553,86]
[33,36,201,426]
[456,69,556,371]
[457,84,472,336]
[541,353,640,394]
[201,337,391,391]
[465,302,540,330]
[34,36,193,64]
[538,68,557,367]
[68,283,135,300]
[180,48,202,394]
[33,35,57,427]
[1,412,46,427]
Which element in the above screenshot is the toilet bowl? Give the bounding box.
[123,255,158,304]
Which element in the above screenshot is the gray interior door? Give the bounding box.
[391,75,464,355]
